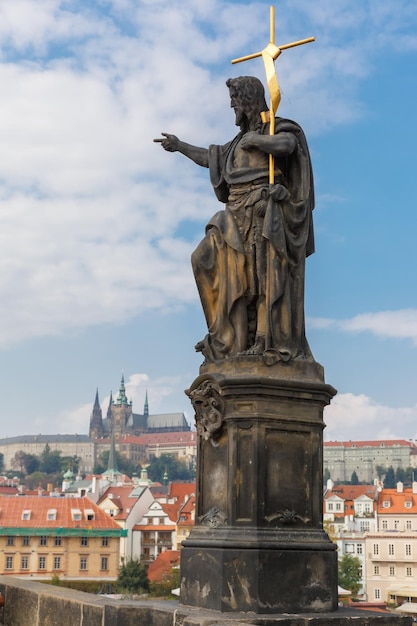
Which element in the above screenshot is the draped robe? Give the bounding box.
[191,118,315,363]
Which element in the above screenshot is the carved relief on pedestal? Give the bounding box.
[186,378,225,442]
[198,507,228,527]
[265,509,311,526]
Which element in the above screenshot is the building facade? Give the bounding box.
[324,440,414,483]
[0,434,95,474]
[365,483,417,604]
[0,496,124,579]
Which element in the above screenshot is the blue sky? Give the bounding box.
[0,0,416,442]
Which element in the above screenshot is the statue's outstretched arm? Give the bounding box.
[154,133,209,168]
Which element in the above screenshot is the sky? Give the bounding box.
[0,0,416,442]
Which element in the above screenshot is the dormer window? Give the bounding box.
[22,510,31,520]
[84,509,95,521]
[71,509,82,521]
[383,501,390,508]
[405,501,412,508]
[47,509,57,521]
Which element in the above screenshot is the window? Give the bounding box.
[373,544,379,555]
[22,510,31,520]
[55,536,62,547]
[5,556,13,570]
[360,521,370,532]
[374,589,381,600]
[80,557,88,571]
[85,509,95,521]
[71,509,82,521]
[47,509,57,521]
[81,536,88,547]
[101,537,109,547]
[357,545,363,554]
[364,503,371,513]
[21,556,29,570]
[388,544,395,556]
[383,501,390,508]
[406,520,412,530]
[327,503,334,511]
[394,520,399,530]
[39,556,46,570]
[405,501,412,508]
[389,566,395,576]
[6,536,14,546]
[382,520,388,530]
[101,557,108,571]
[335,503,342,511]
[406,544,412,556]
[374,565,380,575]
[39,536,47,547]
[53,557,61,570]
[22,536,30,546]
[407,567,413,577]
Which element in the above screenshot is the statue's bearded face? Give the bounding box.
[229,89,246,128]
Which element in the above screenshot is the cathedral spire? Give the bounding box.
[89,388,103,439]
[144,389,149,418]
[114,373,130,406]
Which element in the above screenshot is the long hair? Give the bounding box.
[226,76,268,131]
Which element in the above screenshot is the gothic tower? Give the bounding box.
[111,374,132,438]
[89,389,103,439]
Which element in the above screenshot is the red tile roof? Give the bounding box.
[0,496,121,531]
[325,485,378,501]
[324,440,411,448]
[377,488,417,514]
[147,550,180,582]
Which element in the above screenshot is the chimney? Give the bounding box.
[397,481,404,493]
[413,481,417,495]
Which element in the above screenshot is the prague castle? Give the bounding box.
[89,374,190,440]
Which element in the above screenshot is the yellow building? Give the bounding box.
[0,496,126,580]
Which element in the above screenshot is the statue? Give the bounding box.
[156,76,314,364]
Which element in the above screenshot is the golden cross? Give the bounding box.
[231,6,314,184]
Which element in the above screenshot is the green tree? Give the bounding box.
[384,466,396,489]
[350,471,359,485]
[395,467,406,484]
[11,451,40,475]
[60,455,80,474]
[117,558,149,594]
[338,554,362,597]
[39,444,62,474]
[93,450,136,476]
[375,465,386,480]
[146,454,195,483]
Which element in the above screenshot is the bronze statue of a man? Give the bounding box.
[157,76,314,364]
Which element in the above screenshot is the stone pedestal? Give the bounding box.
[180,356,338,614]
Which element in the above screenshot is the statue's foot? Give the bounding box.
[241,336,265,355]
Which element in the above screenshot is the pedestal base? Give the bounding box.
[183,357,337,615]
[180,542,337,613]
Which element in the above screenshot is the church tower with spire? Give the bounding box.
[89,389,103,439]
[111,374,133,438]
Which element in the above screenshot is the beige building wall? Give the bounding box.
[0,436,96,474]
[0,533,119,580]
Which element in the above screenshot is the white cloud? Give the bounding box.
[310,309,417,345]
[324,392,417,441]
[0,0,416,350]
